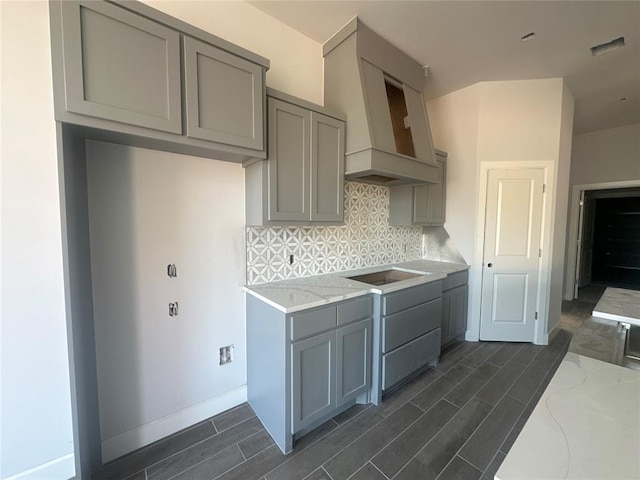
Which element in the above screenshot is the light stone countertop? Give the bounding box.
[593,287,640,326]
[497,352,640,480]
[243,259,468,313]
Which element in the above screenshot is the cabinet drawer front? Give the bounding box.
[184,36,264,150]
[382,329,440,391]
[382,281,442,316]
[443,270,469,291]
[382,298,442,353]
[290,306,337,341]
[61,1,182,133]
[337,296,372,325]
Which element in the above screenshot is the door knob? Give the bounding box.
[487,263,493,268]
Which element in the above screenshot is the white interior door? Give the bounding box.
[480,168,545,342]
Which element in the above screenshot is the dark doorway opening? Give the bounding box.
[579,187,640,291]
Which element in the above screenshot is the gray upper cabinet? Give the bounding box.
[51,0,269,163]
[245,89,346,226]
[59,0,182,133]
[389,151,447,226]
[184,37,264,150]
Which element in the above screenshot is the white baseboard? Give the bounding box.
[3,453,75,480]
[101,385,248,463]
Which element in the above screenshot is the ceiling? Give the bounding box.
[249,0,640,134]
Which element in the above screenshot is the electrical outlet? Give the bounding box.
[219,345,233,365]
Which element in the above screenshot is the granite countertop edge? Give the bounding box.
[243,260,469,313]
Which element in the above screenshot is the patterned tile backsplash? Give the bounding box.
[246,182,423,284]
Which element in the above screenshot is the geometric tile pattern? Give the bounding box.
[247,182,423,284]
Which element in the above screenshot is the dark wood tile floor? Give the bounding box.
[93,330,574,480]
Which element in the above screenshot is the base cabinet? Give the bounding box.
[370,281,443,402]
[247,295,371,453]
[441,271,469,346]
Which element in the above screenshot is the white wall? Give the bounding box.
[570,123,640,186]
[548,83,575,333]
[141,0,324,105]
[427,78,573,343]
[427,84,480,265]
[86,142,247,461]
[76,1,322,461]
[0,2,75,478]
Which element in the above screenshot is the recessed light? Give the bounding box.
[520,32,536,42]
[591,36,625,56]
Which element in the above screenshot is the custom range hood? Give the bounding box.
[323,18,439,186]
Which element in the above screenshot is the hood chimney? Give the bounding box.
[323,18,439,186]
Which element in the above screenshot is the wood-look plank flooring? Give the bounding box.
[94,295,600,480]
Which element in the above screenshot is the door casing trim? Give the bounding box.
[564,179,640,301]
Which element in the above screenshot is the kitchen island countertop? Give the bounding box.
[592,287,640,327]
[243,259,468,313]
[496,352,640,480]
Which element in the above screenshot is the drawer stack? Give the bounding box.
[380,282,442,391]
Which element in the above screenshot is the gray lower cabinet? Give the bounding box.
[58,0,183,133]
[389,151,447,226]
[370,281,443,403]
[51,0,268,162]
[441,271,469,346]
[247,295,371,453]
[245,89,346,225]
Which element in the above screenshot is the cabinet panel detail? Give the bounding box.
[291,331,336,432]
[337,296,372,325]
[290,305,337,341]
[382,328,440,390]
[184,37,264,149]
[382,281,442,316]
[382,298,442,353]
[337,319,371,406]
[310,112,345,222]
[60,0,182,133]
[268,98,310,221]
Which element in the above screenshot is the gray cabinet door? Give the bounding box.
[426,157,446,225]
[413,185,430,224]
[451,285,469,339]
[184,37,264,150]
[291,331,336,432]
[268,99,310,222]
[413,156,446,226]
[441,285,468,346]
[310,112,345,222]
[59,1,182,133]
[440,288,454,346]
[336,319,371,407]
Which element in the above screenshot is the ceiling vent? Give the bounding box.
[591,36,625,56]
